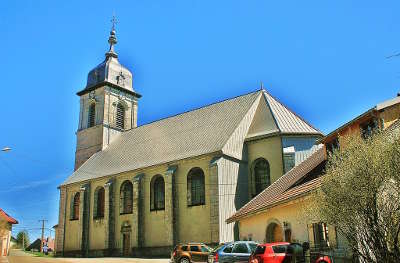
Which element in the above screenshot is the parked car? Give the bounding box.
[208,241,259,263]
[171,243,213,263]
[314,255,331,263]
[249,242,331,263]
[248,242,304,263]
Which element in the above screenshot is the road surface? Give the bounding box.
[6,250,169,263]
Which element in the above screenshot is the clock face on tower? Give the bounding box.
[117,71,125,86]
[89,91,96,100]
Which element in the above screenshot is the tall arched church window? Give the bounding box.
[253,158,270,195]
[93,187,105,219]
[151,175,165,211]
[116,102,125,130]
[187,168,205,206]
[70,192,80,220]
[88,102,96,128]
[120,181,133,214]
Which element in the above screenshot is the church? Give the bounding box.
[55,24,322,257]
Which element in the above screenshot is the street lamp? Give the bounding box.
[1,147,11,152]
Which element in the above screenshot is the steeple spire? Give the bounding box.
[106,15,118,58]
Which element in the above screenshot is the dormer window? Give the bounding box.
[283,146,295,173]
[326,137,340,153]
[88,103,96,128]
[116,103,125,130]
[360,118,379,139]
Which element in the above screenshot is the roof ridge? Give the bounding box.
[285,176,323,192]
[260,91,282,133]
[123,89,261,133]
[220,91,263,153]
[0,208,18,224]
[263,90,323,134]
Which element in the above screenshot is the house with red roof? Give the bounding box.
[0,208,18,256]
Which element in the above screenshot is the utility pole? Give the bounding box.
[39,219,48,253]
[22,230,25,251]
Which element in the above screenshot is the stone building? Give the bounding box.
[56,25,322,257]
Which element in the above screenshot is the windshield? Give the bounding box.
[201,245,212,252]
[248,243,258,252]
[213,243,228,252]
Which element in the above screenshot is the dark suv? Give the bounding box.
[171,243,213,263]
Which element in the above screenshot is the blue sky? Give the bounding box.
[1,0,400,240]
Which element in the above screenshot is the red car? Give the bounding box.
[249,242,331,263]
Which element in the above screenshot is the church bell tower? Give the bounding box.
[74,18,141,170]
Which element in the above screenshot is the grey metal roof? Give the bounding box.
[263,91,321,134]
[62,91,261,185]
[62,89,322,186]
[83,28,133,93]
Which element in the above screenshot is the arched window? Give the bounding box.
[151,175,165,211]
[93,187,105,219]
[120,181,133,214]
[70,192,80,220]
[187,167,205,206]
[253,158,270,195]
[116,102,125,130]
[88,102,96,128]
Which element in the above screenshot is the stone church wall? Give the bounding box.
[61,153,220,257]
[246,136,284,198]
[64,185,82,253]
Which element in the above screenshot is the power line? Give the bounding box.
[39,219,48,253]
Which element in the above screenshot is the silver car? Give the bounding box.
[209,241,258,263]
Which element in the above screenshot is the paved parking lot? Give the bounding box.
[6,250,170,263]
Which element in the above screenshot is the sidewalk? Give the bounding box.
[61,258,169,263]
[8,250,169,263]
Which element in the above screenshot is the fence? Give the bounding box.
[305,246,354,263]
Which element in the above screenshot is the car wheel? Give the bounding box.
[180,257,190,263]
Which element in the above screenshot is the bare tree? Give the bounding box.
[312,132,400,262]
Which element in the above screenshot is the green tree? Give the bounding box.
[16,231,30,249]
[313,132,400,262]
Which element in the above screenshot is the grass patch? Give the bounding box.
[26,251,54,257]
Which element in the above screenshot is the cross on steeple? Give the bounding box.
[111,14,118,31]
[106,14,118,58]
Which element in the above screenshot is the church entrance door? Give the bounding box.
[123,233,130,257]
[266,222,284,243]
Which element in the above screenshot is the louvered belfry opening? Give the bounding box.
[116,103,125,129]
[88,103,96,128]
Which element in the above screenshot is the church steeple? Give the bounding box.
[74,17,141,170]
[79,16,138,94]
[106,16,118,58]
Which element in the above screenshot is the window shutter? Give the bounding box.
[328,224,337,248]
[187,175,192,206]
[70,195,74,220]
[93,190,98,218]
